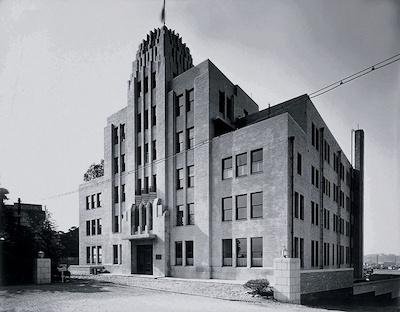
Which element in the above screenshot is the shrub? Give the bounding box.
[244,279,273,297]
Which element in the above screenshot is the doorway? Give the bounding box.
[137,245,153,275]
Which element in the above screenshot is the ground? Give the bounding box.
[0,278,337,312]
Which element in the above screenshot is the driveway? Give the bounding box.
[0,279,336,312]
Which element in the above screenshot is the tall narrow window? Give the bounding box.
[86,220,90,236]
[121,184,126,202]
[236,153,247,177]
[227,96,233,120]
[152,140,156,160]
[300,238,304,268]
[187,165,194,187]
[222,239,232,266]
[251,149,263,173]
[300,194,304,220]
[175,241,182,265]
[114,157,119,174]
[187,203,195,225]
[86,246,90,264]
[176,94,184,116]
[236,238,247,267]
[251,192,263,218]
[219,91,225,116]
[177,168,184,189]
[151,72,156,89]
[97,218,102,235]
[91,194,95,209]
[297,152,302,175]
[187,89,194,112]
[97,246,102,264]
[91,219,96,235]
[144,109,149,129]
[137,146,142,165]
[176,205,184,226]
[222,157,232,180]
[137,81,141,97]
[137,113,141,132]
[151,106,156,126]
[144,76,148,93]
[176,131,183,153]
[236,194,247,220]
[152,174,157,192]
[144,143,149,163]
[96,193,101,207]
[86,196,90,210]
[187,127,194,149]
[186,241,194,266]
[251,237,263,267]
[92,246,96,264]
[113,127,118,144]
[121,155,126,172]
[113,245,118,264]
[222,197,232,221]
[114,186,119,203]
[294,192,299,219]
[120,124,125,142]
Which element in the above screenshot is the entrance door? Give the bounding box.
[137,245,153,275]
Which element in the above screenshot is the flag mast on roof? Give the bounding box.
[161,0,166,26]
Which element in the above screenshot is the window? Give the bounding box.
[222,157,232,180]
[251,192,263,218]
[222,197,232,221]
[175,241,182,265]
[187,89,194,112]
[97,193,101,207]
[177,168,184,189]
[297,153,302,175]
[113,127,118,144]
[152,140,156,160]
[251,149,263,173]
[294,193,304,220]
[91,194,95,209]
[187,203,195,225]
[187,127,194,149]
[176,94,184,116]
[227,96,233,120]
[312,123,319,150]
[236,238,247,267]
[86,196,90,210]
[311,240,319,267]
[300,194,304,220]
[137,146,142,165]
[119,244,122,265]
[251,237,262,267]
[187,165,194,187]
[113,245,118,264]
[86,220,90,236]
[144,109,149,129]
[236,153,247,177]
[324,209,330,229]
[311,201,319,225]
[222,239,232,266]
[86,247,90,264]
[144,143,149,163]
[120,124,125,142]
[152,174,157,192]
[121,184,126,202]
[137,81,141,97]
[97,246,102,264]
[176,131,183,153]
[114,157,119,174]
[219,91,225,116]
[151,72,156,89]
[144,76,148,93]
[97,218,102,235]
[324,141,330,164]
[151,106,156,126]
[92,246,96,264]
[121,155,126,172]
[114,186,119,203]
[91,219,96,235]
[294,192,299,219]
[176,205,184,226]
[136,113,141,132]
[236,194,247,220]
[186,241,194,266]
[311,166,319,188]
[114,215,119,232]
[324,243,330,266]
[300,238,304,267]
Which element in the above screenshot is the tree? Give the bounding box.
[83,159,104,182]
[59,226,79,259]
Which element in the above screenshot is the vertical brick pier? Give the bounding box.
[273,258,300,304]
[33,258,51,284]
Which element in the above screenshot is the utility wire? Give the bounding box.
[309,53,400,98]
[31,53,400,201]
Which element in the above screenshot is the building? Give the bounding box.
[79,26,364,282]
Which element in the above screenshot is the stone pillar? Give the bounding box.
[33,258,51,284]
[273,258,300,304]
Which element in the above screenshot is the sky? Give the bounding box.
[0,0,399,254]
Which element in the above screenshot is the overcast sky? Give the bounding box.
[0,0,399,255]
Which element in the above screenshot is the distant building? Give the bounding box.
[3,202,45,230]
[79,26,364,281]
